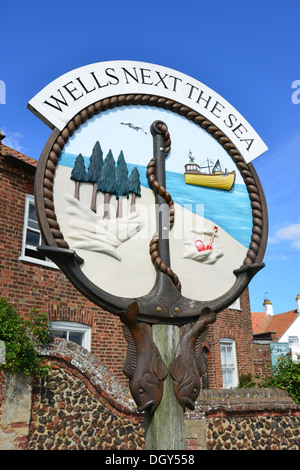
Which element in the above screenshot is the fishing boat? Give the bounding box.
[184,152,235,191]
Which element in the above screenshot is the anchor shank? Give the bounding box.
[151,122,170,268]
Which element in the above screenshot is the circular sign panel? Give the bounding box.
[32,62,268,324]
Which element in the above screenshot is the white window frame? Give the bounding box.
[229,298,241,310]
[220,338,239,389]
[51,321,91,351]
[20,194,58,268]
[288,336,299,347]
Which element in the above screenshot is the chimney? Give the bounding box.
[263,298,273,316]
[0,130,5,153]
[296,295,300,314]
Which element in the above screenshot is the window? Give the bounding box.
[20,194,57,268]
[288,336,299,347]
[51,321,91,351]
[220,338,238,389]
[229,298,241,310]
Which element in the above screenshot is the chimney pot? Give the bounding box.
[0,130,5,153]
[263,298,273,316]
[296,295,300,314]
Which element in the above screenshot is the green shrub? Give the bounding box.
[238,373,257,388]
[260,353,300,403]
[0,297,52,378]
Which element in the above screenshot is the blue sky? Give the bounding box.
[1,0,300,315]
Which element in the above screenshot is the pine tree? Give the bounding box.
[98,150,117,219]
[86,141,103,213]
[70,153,87,200]
[128,167,141,213]
[115,150,129,218]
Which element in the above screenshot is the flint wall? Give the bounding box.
[0,338,299,451]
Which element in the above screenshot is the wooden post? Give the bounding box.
[144,324,186,450]
[143,121,185,449]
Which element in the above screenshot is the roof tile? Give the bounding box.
[251,309,298,339]
[1,144,37,167]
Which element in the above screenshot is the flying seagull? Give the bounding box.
[120,122,147,134]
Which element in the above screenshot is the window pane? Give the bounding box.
[28,203,40,230]
[222,369,228,386]
[22,196,55,266]
[220,340,237,388]
[226,347,233,364]
[288,336,299,346]
[50,322,90,351]
[52,330,68,339]
[229,298,241,310]
[26,229,40,247]
[28,202,37,220]
[69,332,84,346]
[28,219,40,231]
[227,368,233,384]
[221,346,226,363]
[25,247,46,261]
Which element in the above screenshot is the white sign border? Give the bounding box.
[28,60,267,163]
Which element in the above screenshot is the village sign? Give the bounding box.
[29,60,268,415]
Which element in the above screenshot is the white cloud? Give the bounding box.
[266,252,290,260]
[275,223,300,240]
[270,222,300,251]
[268,235,280,244]
[2,128,28,154]
[292,239,300,250]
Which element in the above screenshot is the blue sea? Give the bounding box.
[58,152,252,248]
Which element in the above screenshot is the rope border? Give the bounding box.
[38,93,267,268]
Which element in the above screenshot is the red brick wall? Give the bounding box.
[0,155,127,384]
[205,289,254,388]
[251,343,273,380]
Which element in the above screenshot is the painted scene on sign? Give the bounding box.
[53,106,252,302]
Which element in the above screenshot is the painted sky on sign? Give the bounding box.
[63,106,244,182]
[1,0,300,315]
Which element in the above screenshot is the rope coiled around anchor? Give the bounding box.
[146,122,181,292]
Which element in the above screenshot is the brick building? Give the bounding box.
[0,131,259,390]
[252,296,300,362]
[0,133,127,383]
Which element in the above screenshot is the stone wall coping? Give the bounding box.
[37,336,140,417]
[188,388,300,416]
[37,337,299,420]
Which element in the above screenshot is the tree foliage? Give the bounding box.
[116,151,129,200]
[70,142,142,218]
[70,153,86,182]
[238,353,300,404]
[86,141,103,183]
[128,166,141,197]
[261,353,300,403]
[0,298,52,378]
[87,141,104,212]
[98,150,117,194]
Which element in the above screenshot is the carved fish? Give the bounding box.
[169,307,216,411]
[120,302,168,415]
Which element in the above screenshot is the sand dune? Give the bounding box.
[53,165,247,301]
